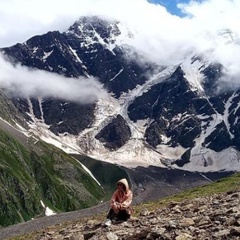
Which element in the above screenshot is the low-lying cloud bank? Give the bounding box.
[0,56,106,103]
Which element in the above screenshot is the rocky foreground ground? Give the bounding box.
[18,188,240,240]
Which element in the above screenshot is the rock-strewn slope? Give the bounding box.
[22,188,240,240]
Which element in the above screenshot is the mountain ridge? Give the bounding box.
[1,15,240,172]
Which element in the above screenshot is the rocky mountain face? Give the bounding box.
[13,188,240,240]
[1,15,240,172]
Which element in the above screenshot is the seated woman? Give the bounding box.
[103,178,133,226]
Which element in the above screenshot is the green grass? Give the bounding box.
[134,172,240,215]
[0,129,107,227]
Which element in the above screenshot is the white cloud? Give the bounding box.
[0,55,107,103]
[181,0,240,85]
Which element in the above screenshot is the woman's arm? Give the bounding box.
[119,190,133,209]
[110,190,119,211]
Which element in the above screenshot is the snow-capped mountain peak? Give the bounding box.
[1,15,240,173]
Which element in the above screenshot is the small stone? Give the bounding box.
[175,232,193,240]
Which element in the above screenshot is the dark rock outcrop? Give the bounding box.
[95,114,131,150]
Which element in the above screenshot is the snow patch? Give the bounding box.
[40,200,56,216]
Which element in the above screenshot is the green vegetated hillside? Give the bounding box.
[73,155,130,199]
[0,127,107,227]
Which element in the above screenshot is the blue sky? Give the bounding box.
[148,0,203,16]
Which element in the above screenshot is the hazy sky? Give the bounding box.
[0,0,239,101]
